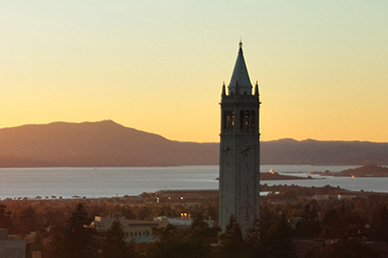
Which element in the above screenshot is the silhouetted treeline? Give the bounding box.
[3,188,388,257]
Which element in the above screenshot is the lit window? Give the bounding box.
[250,111,255,128]
[245,111,249,128]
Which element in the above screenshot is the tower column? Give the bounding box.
[219,42,260,237]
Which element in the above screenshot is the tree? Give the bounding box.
[149,221,219,258]
[262,214,297,258]
[0,204,13,232]
[246,219,262,257]
[218,215,248,258]
[304,238,380,258]
[62,203,97,258]
[46,225,67,258]
[27,231,46,258]
[149,224,189,258]
[137,206,151,219]
[101,219,134,258]
[122,208,136,219]
[18,205,38,234]
[188,219,219,245]
[299,204,321,238]
[321,208,344,239]
[185,219,220,257]
[369,205,388,242]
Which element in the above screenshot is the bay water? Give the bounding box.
[0,165,387,199]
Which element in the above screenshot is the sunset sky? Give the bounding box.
[1,1,387,142]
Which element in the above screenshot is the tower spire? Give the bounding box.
[254,81,259,97]
[228,42,252,95]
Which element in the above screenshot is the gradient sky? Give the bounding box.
[1,1,387,142]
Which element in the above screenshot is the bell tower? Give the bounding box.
[219,42,260,236]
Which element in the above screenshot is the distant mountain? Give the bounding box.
[261,138,388,165]
[0,120,218,167]
[0,121,388,167]
[312,164,388,177]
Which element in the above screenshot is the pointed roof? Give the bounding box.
[228,42,252,95]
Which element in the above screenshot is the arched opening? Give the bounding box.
[244,111,249,128]
[225,110,235,130]
[250,111,255,129]
[240,110,244,129]
[223,111,227,129]
[231,111,235,128]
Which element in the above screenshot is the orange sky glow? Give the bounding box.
[1,1,387,142]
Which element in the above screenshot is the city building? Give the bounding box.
[91,215,159,238]
[219,42,261,236]
[0,228,26,258]
[154,214,214,229]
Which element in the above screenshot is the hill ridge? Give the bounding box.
[0,121,388,167]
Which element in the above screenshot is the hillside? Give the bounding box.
[0,121,388,167]
[338,164,388,177]
[261,138,388,165]
[0,120,218,167]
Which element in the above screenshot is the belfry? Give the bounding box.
[219,42,260,236]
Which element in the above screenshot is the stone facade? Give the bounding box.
[219,42,260,236]
[91,215,159,237]
[0,228,26,258]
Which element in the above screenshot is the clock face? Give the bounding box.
[240,139,256,158]
[223,145,230,156]
[240,145,252,157]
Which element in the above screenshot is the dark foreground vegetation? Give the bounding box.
[2,186,388,257]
